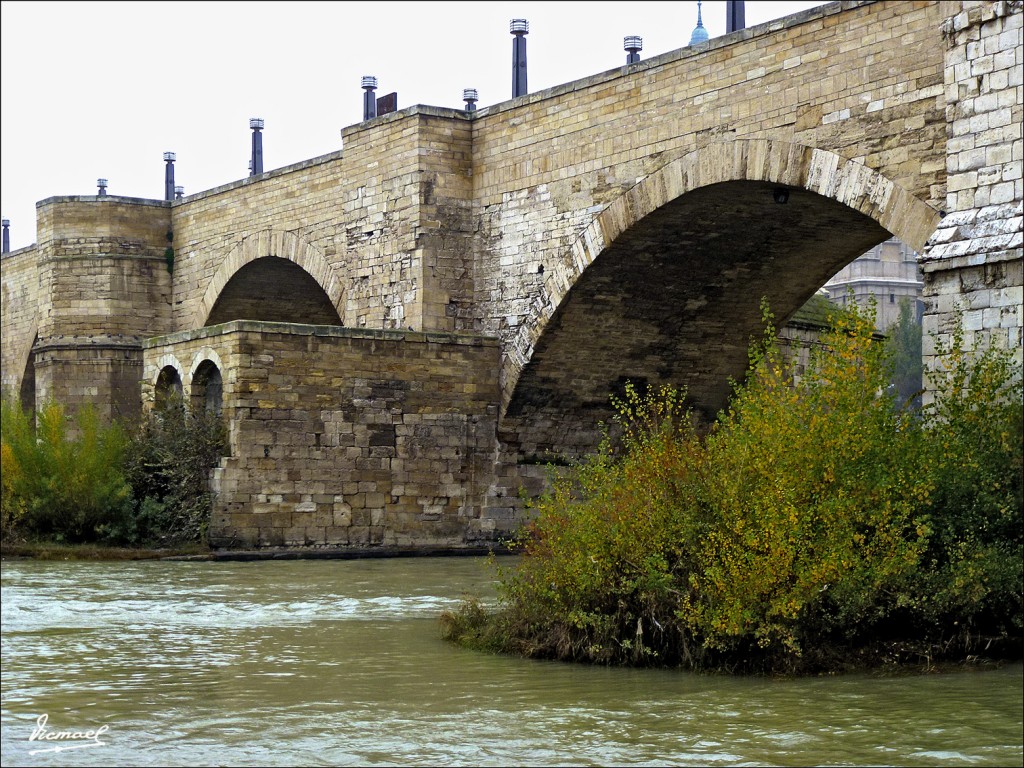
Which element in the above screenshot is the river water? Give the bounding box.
[1,556,1021,767]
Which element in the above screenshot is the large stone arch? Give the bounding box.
[192,230,345,330]
[501,139,943,419]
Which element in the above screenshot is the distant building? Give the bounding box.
[778,293,846,383]
[824,237,924,331]
[780,238,923,380]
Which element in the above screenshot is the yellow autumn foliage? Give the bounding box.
[444,302,1022,673]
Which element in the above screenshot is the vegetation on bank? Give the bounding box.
[0,541,212,561]
[1,396,226,549]
[442,304,1023,674]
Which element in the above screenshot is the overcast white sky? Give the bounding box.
[1,1,827,251]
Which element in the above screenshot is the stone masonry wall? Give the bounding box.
[34,197,172,339]
[0,245,40,402]
[143,323,500,548]
[921,0,1023,392]
[470,1,949,357]
[17,197,171,421]
[409,114,477,332]
[169,110,474,336]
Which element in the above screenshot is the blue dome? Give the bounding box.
[689,1,709,45]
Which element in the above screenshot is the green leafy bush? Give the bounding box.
[448,383,707,665]
[444,303,1023,673]
[1,398,132,542]
[1,394,227,547]
[909,319,1023,637]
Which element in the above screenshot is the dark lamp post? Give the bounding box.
[510,19,529,98]
[163,152,176,201]
[362,76,378,120]
[250,117,264,175]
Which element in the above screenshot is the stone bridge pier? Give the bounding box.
[2,0,1020,548]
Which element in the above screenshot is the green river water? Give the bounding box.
[1,556,1021,766]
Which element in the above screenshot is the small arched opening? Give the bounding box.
[154,365,184,412]
[190,360,223,417]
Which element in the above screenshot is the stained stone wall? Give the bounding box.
[921,0,1023,395]
[170,109,474,336]
[23,197,171,422]
[0,244,39,404]
[143,323,500,548]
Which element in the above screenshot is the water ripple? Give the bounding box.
[2,558,1021,767]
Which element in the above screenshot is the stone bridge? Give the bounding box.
[2,0,1021,548]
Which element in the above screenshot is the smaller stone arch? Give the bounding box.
[154,364,184,412]
[192,230,345,330]
[189,357,223,417]
[187,347,225,387]
[187,348,235,456]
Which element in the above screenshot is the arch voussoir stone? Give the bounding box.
[188,347,225,384]
[192,230,345,330]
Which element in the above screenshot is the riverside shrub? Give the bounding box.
[682,306,933,668]
[1,394,227,546]
[443,303,1023,672]
[1,399,132,542]
[472,383,707,665]
[909,319,1023,638]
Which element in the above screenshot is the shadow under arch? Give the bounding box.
[499,139,942,455]
[193,230,344,329]
[18,329,38,415]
